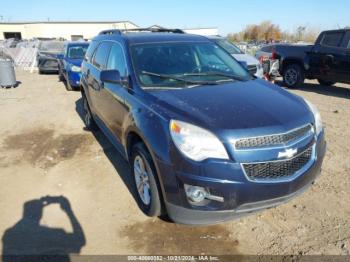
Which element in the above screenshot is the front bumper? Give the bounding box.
[67,71,82,87]
[160,133,326,225]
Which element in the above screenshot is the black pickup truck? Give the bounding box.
[257,29,350,87]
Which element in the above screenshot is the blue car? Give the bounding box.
[80,28,326,225]
[58,42,90,90]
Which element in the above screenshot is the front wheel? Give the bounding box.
[131,143,163,217]
[283,64,305,88]
[317,79,335,86]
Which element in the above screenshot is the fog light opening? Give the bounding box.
[184,184,224,204]
[185,185,207,203]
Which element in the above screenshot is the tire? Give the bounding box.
[131,143,163,217]
[58,71,65,82]
[82,93,97,130]
[283,64,305,88]
[317,79,335,86]
[65,80,73,91]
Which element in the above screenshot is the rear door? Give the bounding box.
[98,42,129,141]
[312,31,346,82]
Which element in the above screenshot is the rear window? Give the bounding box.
[92,42,112,69]
[321,32,344,47]
[341,32,350,49]
[84,41,99,62]
[39,41,65,52]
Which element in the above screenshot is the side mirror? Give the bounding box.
[100,69,127,85]
[56,53,64,60]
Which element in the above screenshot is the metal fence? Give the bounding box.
[0,40,39,72]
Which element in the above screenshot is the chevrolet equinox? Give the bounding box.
[80,28,326,225]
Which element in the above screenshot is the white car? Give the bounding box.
[209,37,264,79]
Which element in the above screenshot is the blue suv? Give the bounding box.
[58,42,90,90]
[80,28,326,225]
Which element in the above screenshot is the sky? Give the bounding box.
[0,0,349,35]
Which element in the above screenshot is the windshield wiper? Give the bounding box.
[183,71,247,81]
[141,71,220,86]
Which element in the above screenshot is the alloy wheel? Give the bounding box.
[134,155,151,206]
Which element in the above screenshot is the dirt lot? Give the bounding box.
[0,70,349,256]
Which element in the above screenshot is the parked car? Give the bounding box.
[208,36,264,78]
[255,29,350,88]
[37,40,65,74]
[58,42,89,90]
[80,28,326,225]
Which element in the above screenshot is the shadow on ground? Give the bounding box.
[275,80,350,99]
[75,98,140,209]
[2,196,85,262]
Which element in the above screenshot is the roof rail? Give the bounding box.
[122,27,185,34]
[98,29,122,36]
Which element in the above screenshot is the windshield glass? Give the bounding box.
[130,42,250,88]
[67,45,89,59]
[215,39,243,54]
[39,41,65,53]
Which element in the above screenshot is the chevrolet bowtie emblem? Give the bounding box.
[278,148,298,159]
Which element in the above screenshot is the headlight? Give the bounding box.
[169,120,229,161]
[71,65,81,72]
[304,99,323,135]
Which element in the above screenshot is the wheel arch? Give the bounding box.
[281,58,305,74]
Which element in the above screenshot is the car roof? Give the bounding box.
[321,29,350,34]
[67,41,89,46]
[93,32,210,44]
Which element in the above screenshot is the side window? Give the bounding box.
[261,46,272,53]
[92,42,112,69]
[321,32,344,47]
[107,43,128,77]
[84,41,99,62]
[340,32,350,49]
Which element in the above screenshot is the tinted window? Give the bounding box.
[92,42,112,69]
[321,32,344,47]
[84,41,99,62]
[107,43,127,77]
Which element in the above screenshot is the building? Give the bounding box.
[0,21,218,40]
[183,28,218,36]
[0,21,138,40]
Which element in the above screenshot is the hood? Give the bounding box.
[231,53,260,66]
[37,51,60,59]
[65,58,83,67]
[148,79,312,135]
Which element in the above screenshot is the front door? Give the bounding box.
[98,42,129,142]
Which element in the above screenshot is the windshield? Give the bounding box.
[214,39,243,54]
[67,45,89,59]
[130,42,250,88]
[39,41,65,53]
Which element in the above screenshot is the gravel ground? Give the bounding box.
[0,70,349,256]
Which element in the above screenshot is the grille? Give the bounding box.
[243,146,313,181]
[235,125,312,150]
[247,64,257,75]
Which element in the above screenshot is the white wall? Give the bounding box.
[0,22,138,40]
[183,28,218,36]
